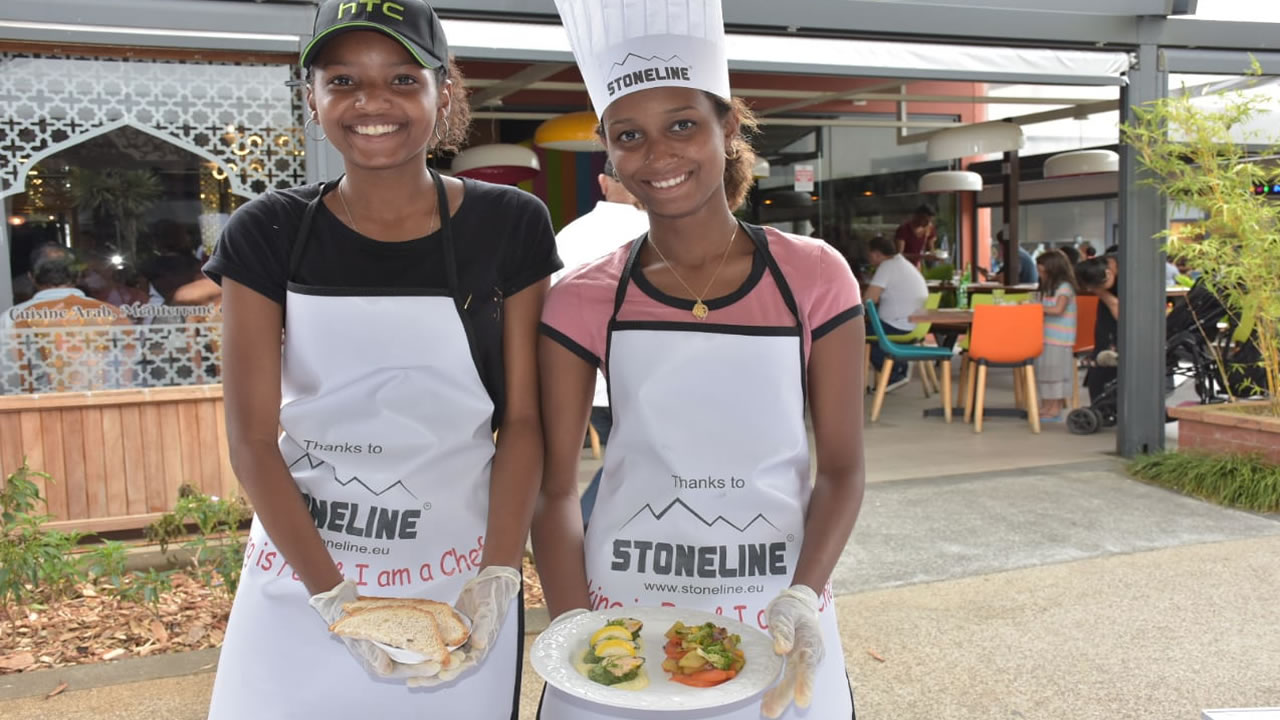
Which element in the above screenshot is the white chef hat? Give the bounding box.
[555,0,731,119]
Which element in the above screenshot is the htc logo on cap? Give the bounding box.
[337,1,406,21]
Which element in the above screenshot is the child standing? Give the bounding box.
[1035,249,1078,420]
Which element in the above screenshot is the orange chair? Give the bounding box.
[1071,295,1099,410]
[962,304,1045,434]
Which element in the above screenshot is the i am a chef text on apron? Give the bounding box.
[208,170,521,719]
[540,224,855,719]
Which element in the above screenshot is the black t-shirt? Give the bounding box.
[203,178,561,423]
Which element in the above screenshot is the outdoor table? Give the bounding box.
[908,308,1028,422]
[927,281,1039,294]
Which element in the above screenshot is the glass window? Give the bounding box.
[0,51,304,395]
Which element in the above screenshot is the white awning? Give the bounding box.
[442,19,1131,86]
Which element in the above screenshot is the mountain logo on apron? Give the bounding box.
[288,451,420,500]
[619,497,779,533]
[610,497,791,580]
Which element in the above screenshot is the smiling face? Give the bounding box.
[600,87,736,220]
[306,30,449,172]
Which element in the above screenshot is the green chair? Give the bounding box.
[866,300,955,423]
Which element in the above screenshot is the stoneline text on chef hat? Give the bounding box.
[554,0,731,118]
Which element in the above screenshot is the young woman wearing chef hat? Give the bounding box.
[203,1,559,716]
[533,0,866,717]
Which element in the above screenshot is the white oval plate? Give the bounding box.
[373,609,472,665]
[531,606,782,712]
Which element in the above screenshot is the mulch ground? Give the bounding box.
[0,573,230,675]
[0,557,547,676]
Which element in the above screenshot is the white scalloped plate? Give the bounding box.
[531,606,783,712]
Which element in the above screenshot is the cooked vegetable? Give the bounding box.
[660,620,746,686]
[588,656,645,686]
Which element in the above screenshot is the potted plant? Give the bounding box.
[70,168,162,263]
[1122,62,1280,464]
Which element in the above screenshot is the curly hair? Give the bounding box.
[432,59,471,154]
[708,93,760,212]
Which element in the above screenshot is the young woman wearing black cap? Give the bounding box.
[203,1,559,716]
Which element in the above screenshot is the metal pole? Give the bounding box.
[1002,150,1020,283]
[1117,43,1169,457]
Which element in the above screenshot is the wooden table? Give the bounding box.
[910,309,973,327]
[927,281,1039,294]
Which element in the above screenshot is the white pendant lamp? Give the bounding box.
[450,144,541,185]
[533,111,602,152]
[919,170,983,194]
[1043,149,1119,178]
[752,156,771,179]
[927,121,1025,161]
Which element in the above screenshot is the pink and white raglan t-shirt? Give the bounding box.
[540,225,863,376]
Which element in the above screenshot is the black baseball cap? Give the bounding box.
[300,0,449,70]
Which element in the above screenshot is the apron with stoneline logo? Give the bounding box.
[540,224,853,719]
[208,170,520,719]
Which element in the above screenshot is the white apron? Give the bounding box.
[540,225,854,719]
[209,172,521,720]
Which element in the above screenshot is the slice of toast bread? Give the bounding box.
[340,596,470,647]
[330,605,449,664]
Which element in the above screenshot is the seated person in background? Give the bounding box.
[3,244,132,392]
[894,204,937,266]
[1059,244,1081,267]
[1075,254,1120,401]
[978,231,1039,285]
[865,233,929,389]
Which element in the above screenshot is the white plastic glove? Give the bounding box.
[760,585,824,719]
[407,565,521,688]
[309,580,447,682]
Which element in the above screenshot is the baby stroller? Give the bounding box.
[1067,279,1232,435]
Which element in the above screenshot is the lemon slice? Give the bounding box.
[593,638,637,658]
[590,625,635,647]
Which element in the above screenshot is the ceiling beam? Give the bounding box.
[471,110,960,129]
[464,78,1111,106]
[467,63,572,107]
[896,98,1118,145]
[757,80,903,116]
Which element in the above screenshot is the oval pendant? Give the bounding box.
[692,301,709,320]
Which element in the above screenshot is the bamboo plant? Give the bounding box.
[1121,62,1280,416]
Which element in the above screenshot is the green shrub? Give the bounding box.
[0,460,86,617]
[145,485,249,598]
[1129,451,1280,512]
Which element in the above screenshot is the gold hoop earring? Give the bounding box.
[725,145,740,161]
[305,116,326,142]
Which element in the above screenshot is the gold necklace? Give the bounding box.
[648,223,738,320]
[337,178,360,234]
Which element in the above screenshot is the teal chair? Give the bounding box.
[865,292,944,395]
[866,300,955,423]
